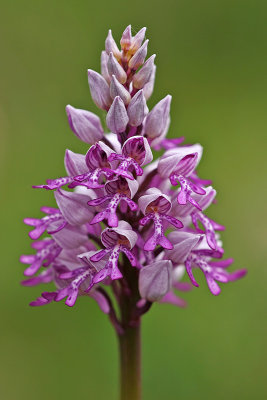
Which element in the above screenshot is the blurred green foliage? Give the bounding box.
[0,0,266,399]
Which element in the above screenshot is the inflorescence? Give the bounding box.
[21,26,246,324]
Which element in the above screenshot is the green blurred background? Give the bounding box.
[1,0,266,399]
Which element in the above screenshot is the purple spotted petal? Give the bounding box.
[30,292,57,306]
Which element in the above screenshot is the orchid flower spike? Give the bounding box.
[21,25,246,331]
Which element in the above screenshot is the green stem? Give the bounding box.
[119,321,142,400]
[116,257,143,400]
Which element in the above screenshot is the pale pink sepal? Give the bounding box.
[106,96,129,134]
[158,144,203,178]
[66,105,103,144]
[88,69,112,110]
[139,260,172,302]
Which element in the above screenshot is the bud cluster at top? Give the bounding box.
[20,26,246,317]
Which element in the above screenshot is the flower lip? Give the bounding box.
[171,186,216,219]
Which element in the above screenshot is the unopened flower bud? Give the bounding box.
[120,25,132,51]
[143,65,156,100]
[64,149,87,176]
[101,51,111,83]
[110,75,131,105]
[127,90,147,126]
[139,260,172,302]
[88,69,112,110]
[66,105,103,144]
[106,96,129,134]
[129,39,149,70]
[132,54,156,89]
[105,29,121,60]
[107,52,127,84]
[129,27,147,54]
[144,95,172,139]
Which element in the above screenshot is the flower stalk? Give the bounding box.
[119,322,141,400]
[117,258,143,400]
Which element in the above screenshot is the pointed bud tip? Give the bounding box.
[65,104,71,118]
[113,95,123,104]
[123,24,132,32]
[121,25,132,40]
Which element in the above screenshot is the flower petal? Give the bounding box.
[139,260,172,302]
[54,189,93,226]
[66,105,103,144]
